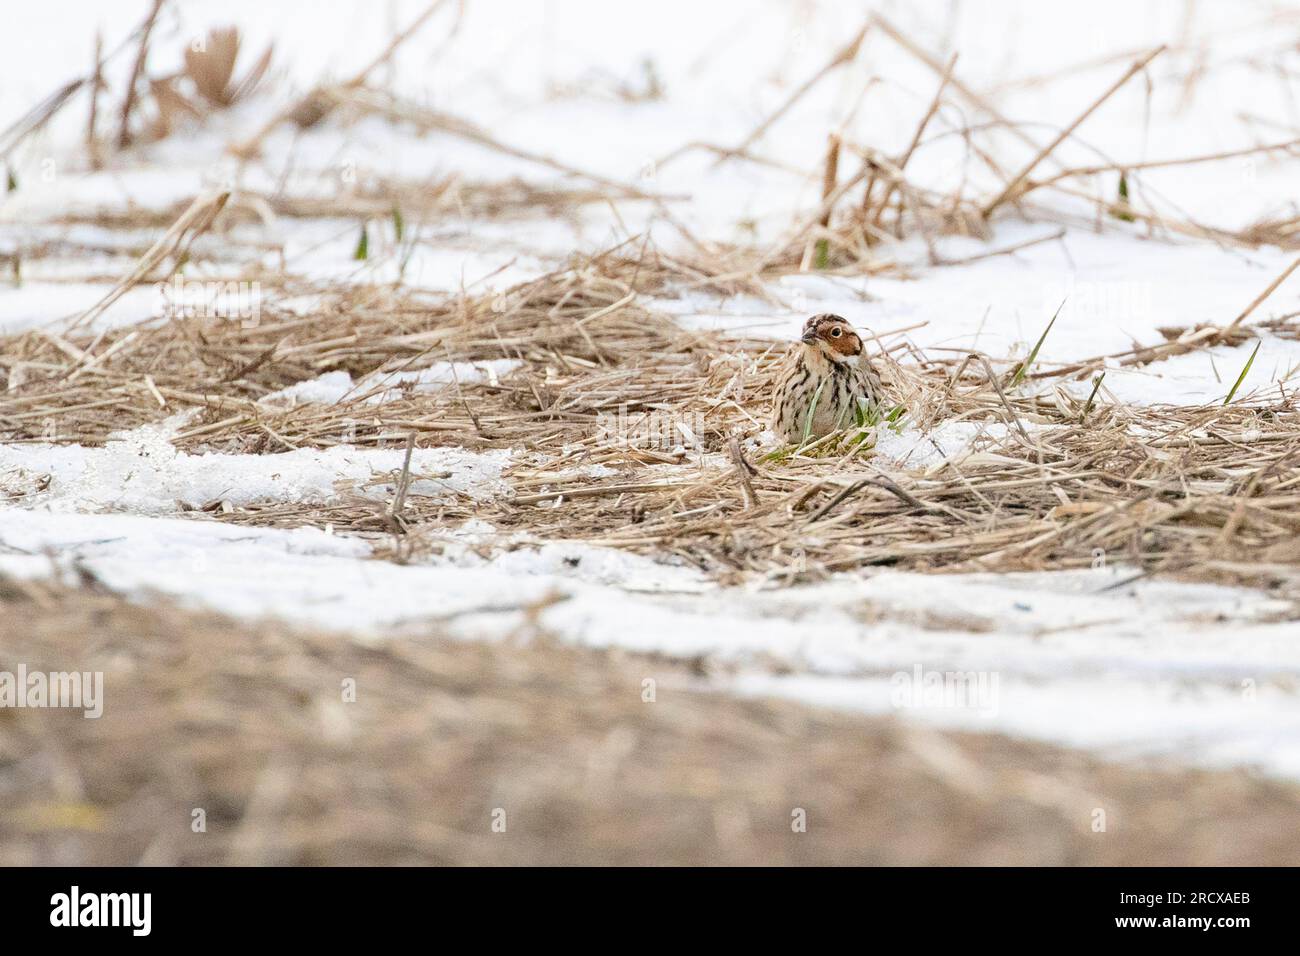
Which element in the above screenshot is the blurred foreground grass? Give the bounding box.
[1,575,1297,865]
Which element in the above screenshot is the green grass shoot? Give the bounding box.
[1223,341,1261,406]
[773,390,909,459]
[1111,171,1134,222]
[800,378,828,446]
[813,237,830,270]
[1081,372,1105,421]
[1012,298,1066,387]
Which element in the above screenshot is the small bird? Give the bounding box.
[770,313,884,443]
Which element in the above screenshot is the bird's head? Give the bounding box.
[799,313,864,364]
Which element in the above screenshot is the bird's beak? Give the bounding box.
[800,330,818,344]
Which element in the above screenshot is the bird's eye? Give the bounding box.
[830,328,842,338]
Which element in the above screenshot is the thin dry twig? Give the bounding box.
[116,0,166,150]
[982,46,1166,218]
[716,22,869,163]
[728,437,759,509]
[229,0,453,157]
[1227,255,1300,330]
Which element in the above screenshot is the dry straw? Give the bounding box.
[4,7,1300,595]
[4,233,1299,590]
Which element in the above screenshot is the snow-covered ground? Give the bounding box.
[3,1,1300,778]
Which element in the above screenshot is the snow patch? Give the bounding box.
[0,422,512,513]
[259,360,523,409]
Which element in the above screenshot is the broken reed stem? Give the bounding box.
[973,353,1031,442]
[871,52,957,235]
[982,45,1165,219]
[67,189,231,331]
[350,0,452,90]
[116,0,165,150]
[859,160,880,227]
[807,134,842,269]
[230,0,452,157]
[0,1,166,162]
[0,81,85,164]
[1227,255,1300,330]
[807,477,871,522]
[728,438,759,509]
[86,31,104,170]
[935,228,1065,266]
[819,134,842,229]
[770,162,870,273]
[869,12,1028,172]
[326,88,661,200]
[718,22,868,163]
[390,432,417,521]
[1026,137,1300,192]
